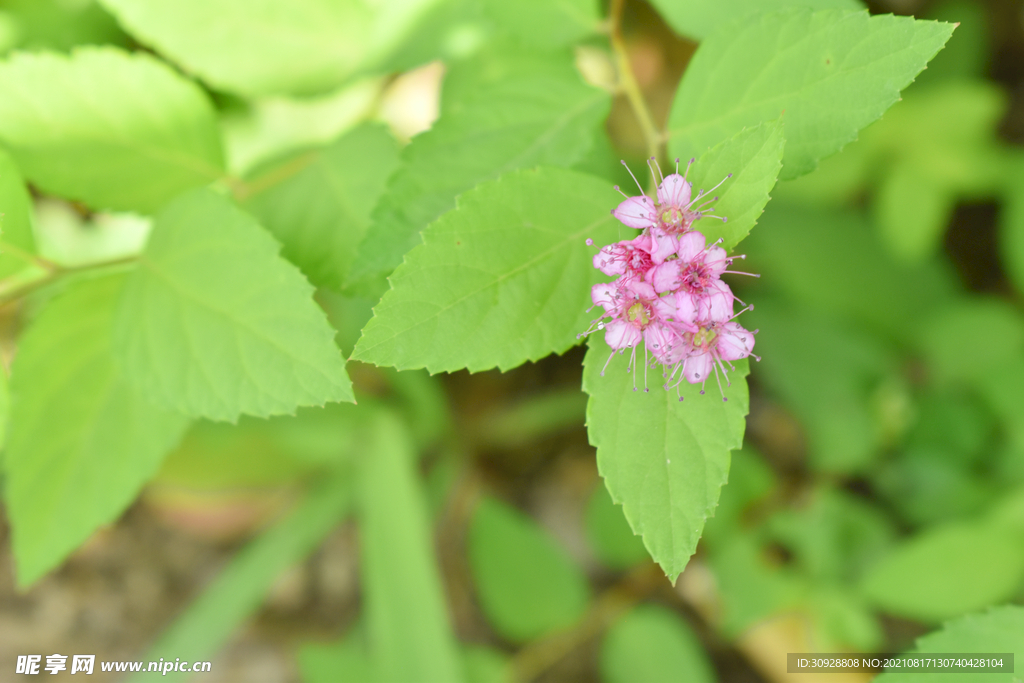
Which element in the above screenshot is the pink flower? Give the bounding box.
[647,231,730,294]
[610,159,731,237]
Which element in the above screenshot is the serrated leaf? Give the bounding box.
[360,411,462,683]
[875,606,1024,683]
[860,522,1024,623]
[5,275,188,587]
[583,341,749,582]
[241,124,400,291]
[353,167,622,373]
[649,0,863,41]
[99,0,443,97]
[585,482,649,570]
[469,496,590,642]
[600,604,715,683]
[0,147,36,278]
[668,9,954,179]
[347,48,611,287]
[0,47,223,213]
[686,119,785,250]
[113,188,353,422]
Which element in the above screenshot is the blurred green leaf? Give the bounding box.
[300,638,374,683]
[469,496,590,642]
[999,160,1024,297]
[133,465,354,683]
[461,646,511,683]
[649,0,863,41]
[583,342,749,582]
[709,533,803,636]
[747,301,894,473]
[920,298,1024,384]
[156,403,360,490]
[875,161,955,262]
[0,47,224,213]
[482,0,599,48]
[6,275,188,587]
[809,585,882,651]
[668,9,954,179]
[914,0,989,87]
[600,604,716,683]
[113,188,353,422]
[906,391,993,467]
[0,0,127,52]
[701,447,775,546]
[242,124,400,291]
[860,522,1024,622]
[348,47,611,287]
[99,0,444,97]
[585,482,650,570]
[875,606,1024,683]
[744,203,958,343]
[875,447,995,527]
[352,167,621,373]
[686,120,785,250]
[359,411,462,683]
[0,146,35,278]
[766,488,894,583]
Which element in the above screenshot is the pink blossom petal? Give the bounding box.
[699,280,735,322]
[717,322,755,361]
[644,323,682,363]
[625,279,657,300]
[605,320,641,349]
[652,294,678,322]
[593,245,626,276]
[705,245,728,277]
[657,174,692,207]
[591,282,618,311]
[673,291,699,326]
[648,228,678,264]
[612,196,656,229]
[647,261,680,294]
[682,351,713,384]
[676,231,707,262]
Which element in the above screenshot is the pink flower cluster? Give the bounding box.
[582,160,758,400]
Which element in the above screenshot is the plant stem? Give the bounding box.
[0,239,58,272]
[0,254,138,305]
[608,0,664,164]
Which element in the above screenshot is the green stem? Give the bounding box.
[0,254,138,306]
[608,0,664,165]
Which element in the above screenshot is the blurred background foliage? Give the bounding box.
[1,0,1024,682]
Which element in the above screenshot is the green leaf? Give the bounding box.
[359,411,462,683]
[347,47,611,287]
[98,0,443,97]
[668,9,955,179]
[469,496,590,642]
[0,47,224,213]
[860,522,1024,623]
[919,298,1024,384]
[583,341,750,582]
[300,638,374,683]
[0,146,36,278]
[242,124,400,291]
[999,161,1024,298]
[113,188,353,422]
[686,119,785,250]
[914,0,989,87]
[600,604,716,683]
[352,167,622,373]
[875,161,955,262]
[482,0,600,48]
[746,301,895,473]
[649,0,863,41]
[585,482,650,570]
[875,606,1024,683]
[0,0,128,52]
[131,465,354,683]
[5,275,188,587]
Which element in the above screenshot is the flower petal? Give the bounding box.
[705,245,729,277]
[593,244,626,276]
[605,320,641,349]
[682,350,713,384]
[647,261,680,294]
[676,230,707,262]
[717,322,755,361]
[648,228,678,264]
[591,282,619,311]
[612,195,656,229]
[657,173,692,207]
